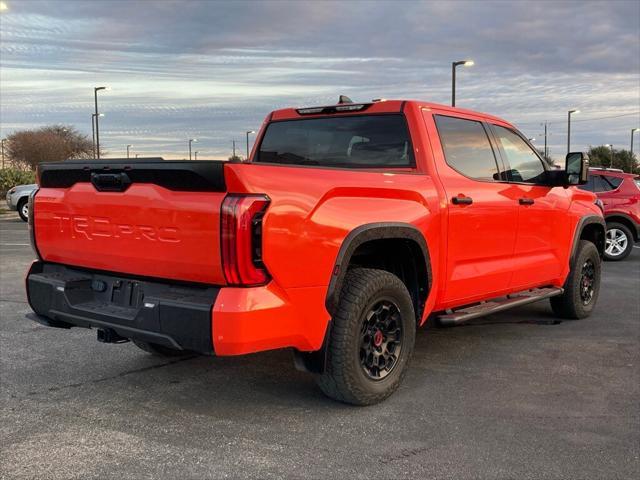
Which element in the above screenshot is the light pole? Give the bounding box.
[451,60,474,107]
[91,113,103,158]
[94,86,109,159]
[194,151,199,161]
[245,130,255,161]
[604,144,614,168]
[188,138,197,160]
[567,109,580,154]
[126,144,132,158]
[631,128,639,161]
[1,138,5,169]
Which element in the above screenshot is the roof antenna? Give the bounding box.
[338,95,353,104]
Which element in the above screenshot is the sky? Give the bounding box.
[0,0,639,160]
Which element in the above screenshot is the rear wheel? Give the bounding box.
[604,222,633,261]
[550,240,601,319]
[17,198,29,222]
[132,340,191,357]
[315,268,416,405]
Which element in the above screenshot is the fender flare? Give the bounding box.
[324,222,432,315]
[570,215,606,264]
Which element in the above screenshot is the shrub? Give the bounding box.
[0,168,36,196]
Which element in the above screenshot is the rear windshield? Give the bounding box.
[257,115,414,168]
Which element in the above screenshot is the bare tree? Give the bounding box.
[5,125,95,170]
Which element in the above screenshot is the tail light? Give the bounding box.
[221,194,270,286]
[28,188,41,259]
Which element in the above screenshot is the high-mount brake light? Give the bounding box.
[335,104,365,112]
[296,103,371,115]
[221,194,270,286]
[297,107,325,115]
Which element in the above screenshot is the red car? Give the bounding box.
[580,168,640,260]
[26,99,604,405]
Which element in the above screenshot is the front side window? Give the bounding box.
[580,175,597,192]
[492,125,546,183]
[257,115,414,168]
[434,115,500,181]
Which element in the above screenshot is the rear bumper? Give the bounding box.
[26,261,219,355]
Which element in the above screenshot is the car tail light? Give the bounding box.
[221,194,270,286]
[28,188,41,259]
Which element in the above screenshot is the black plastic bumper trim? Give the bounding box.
[26,262,219,355]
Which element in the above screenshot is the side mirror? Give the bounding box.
[565,152,589,185]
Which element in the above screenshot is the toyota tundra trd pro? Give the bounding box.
[26,99,605,405]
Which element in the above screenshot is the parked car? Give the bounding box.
[5,183,37,221]
[579,168,639,260]
[25,99,604,405]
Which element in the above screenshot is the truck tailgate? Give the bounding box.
[33,160,227,285]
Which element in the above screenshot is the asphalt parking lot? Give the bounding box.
[1,214,638,480]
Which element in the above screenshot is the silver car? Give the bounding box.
[5,183,37,222]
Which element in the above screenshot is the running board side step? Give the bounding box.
[437,287,563,326]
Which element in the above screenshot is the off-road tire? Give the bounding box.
[133,340,191,357]
[315,268,416,406]
[550,240,601,319]
[603,222,634,261]
[17,198,29,222]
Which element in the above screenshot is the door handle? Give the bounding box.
[519,197,535,205]
[452,196,473,205]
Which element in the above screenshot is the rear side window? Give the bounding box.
[257,115,414,168]
[603,176,623,189]
[434,115,500,181]
[594,176,611,192]
[492,125,546,183]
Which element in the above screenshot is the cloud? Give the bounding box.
[1,0,638,159]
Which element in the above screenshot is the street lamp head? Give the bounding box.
[569,109,580,114]
[633,128,640,133]
[463,60,474,66]
[127,144,132,148]
[95,86,108,92]
[189,138,198,143]
[528,138,536,142]
[247,130,256,134]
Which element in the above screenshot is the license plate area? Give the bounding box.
[62,276,145,319]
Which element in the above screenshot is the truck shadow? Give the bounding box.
[102,301,568,413]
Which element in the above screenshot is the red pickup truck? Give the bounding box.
[26,99,605,405]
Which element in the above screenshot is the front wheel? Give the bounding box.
[17,198,29,222]
[550,240,601,319]
[315,268,416,406]
[604,222,633,261]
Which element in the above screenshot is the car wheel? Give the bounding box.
[17,198,29,222]
[132,339,192,357]
[315,268,416,405]
[604,222,634,261]
[550,240,601,319]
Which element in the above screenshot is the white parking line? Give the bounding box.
[0,243,30,246]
